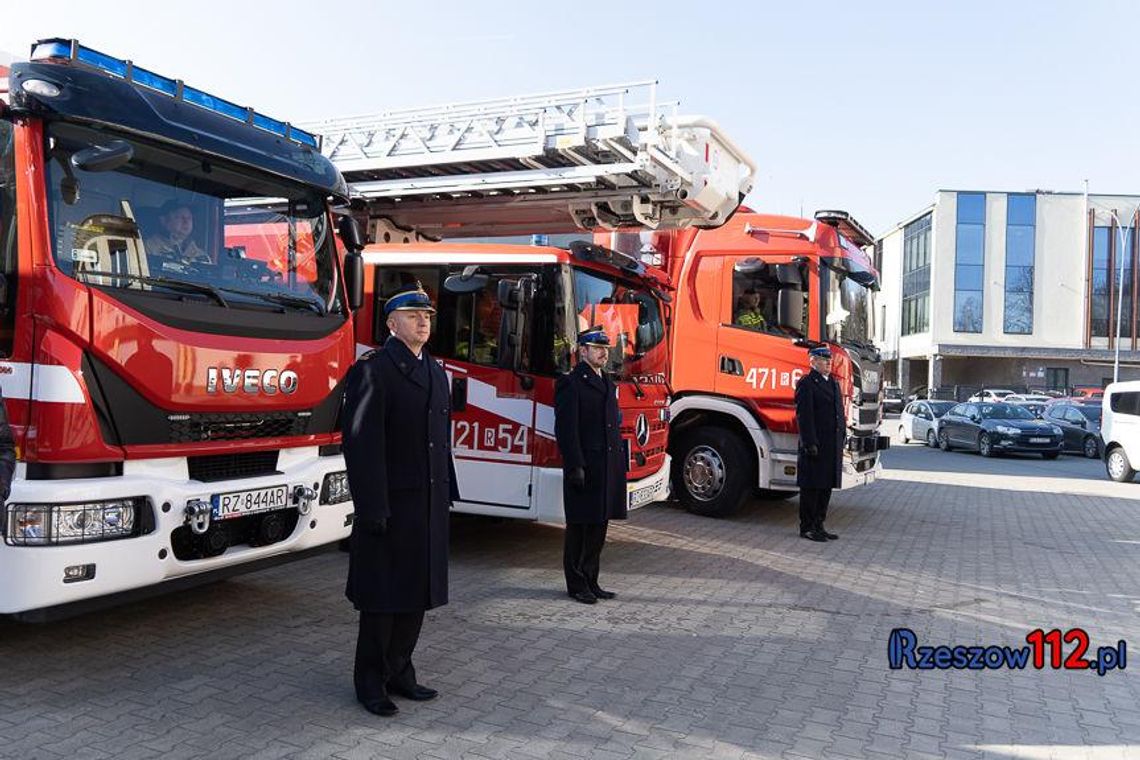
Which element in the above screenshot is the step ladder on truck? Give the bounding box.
[307,81,757,521]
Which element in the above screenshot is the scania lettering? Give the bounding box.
[0,39,364,619]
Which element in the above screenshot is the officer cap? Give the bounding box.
[809,346,833,359]
[577,326,611,347]
[384,282,436,315]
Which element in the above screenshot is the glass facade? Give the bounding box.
[954,193,986,332]
[1092,223,1137,339]
[1003,194,1035,334]
[901,213,931,335]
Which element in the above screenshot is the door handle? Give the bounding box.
[451,377,468,411]
[719,356,744,376]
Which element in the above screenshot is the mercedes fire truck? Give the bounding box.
[310,82,754,520]
[0,39,363,618]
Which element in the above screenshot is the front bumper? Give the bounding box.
[992,436,1063,454]
[627,455,672,510]
[0,447,353,616]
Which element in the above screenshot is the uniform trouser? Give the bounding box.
[564,521,609,594]
[354,610,424,704]
[799,488,833,533]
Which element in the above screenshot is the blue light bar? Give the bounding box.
[28,37,321,149]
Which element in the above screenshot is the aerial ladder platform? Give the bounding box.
[304,81,756,240]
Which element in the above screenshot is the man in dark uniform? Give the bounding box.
[554,327,628,604]
[795,345,845,542]
[342,282,459,717]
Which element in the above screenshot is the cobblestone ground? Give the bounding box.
[2,436,1139,760]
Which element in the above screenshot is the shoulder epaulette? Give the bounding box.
[357,349,380,362]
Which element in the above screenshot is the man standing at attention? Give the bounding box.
[342,282,458,717]
[555,327,627,604]
[795,345,845,542]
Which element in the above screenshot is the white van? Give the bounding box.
[1102,381,1140,482]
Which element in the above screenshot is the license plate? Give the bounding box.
[628,485,657,509]
[211,485,290,519]
[1028,437,1050,444]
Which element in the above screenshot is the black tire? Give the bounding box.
[978,433,994,458]
[671,427,755,517]
[898,425,909,444]
[926,429,937,447]
[939,430,952,451]
[1083,435,1100,459]
[1106,447,1136,482]
[1042,452,1060,460]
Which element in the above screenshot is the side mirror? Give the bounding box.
[733,258,768,275]
[774,263,803,287]
[71,141,133,173]
[337,216,365,253]
[496,276,536,371]
[444,266,490,294]
[344,252,364,310]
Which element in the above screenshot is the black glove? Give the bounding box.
[805,444,819,458]
[359,517,388,536]
[567,467,586,490]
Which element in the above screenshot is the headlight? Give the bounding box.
[5,499,142,546]
[321,471,352,505]
[994,426,1020,435]
[1050,425,1063,436]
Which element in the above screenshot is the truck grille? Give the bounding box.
[188,451,280,482]
[169,412,311,443]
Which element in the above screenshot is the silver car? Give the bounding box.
[899,400,958,446]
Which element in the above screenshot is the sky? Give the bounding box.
[5,0,1139,235]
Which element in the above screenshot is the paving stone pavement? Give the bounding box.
[1,438,1139,760]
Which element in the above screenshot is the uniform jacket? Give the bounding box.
[794,368,846,489]
[342,337,459,613]
[554,361,628,524]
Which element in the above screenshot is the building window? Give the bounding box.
[1003,194,1035,334]
[901,213,931,335]
[954,193,985,332]
[1092,222,1137,339]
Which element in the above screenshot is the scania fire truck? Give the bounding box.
[602,209,891,516]
[310,82,754,520]
[0,39,364,619]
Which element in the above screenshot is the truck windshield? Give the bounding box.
[45,123,341,315]
[826,271,874,349]
[571,267,665,379]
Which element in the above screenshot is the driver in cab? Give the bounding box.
[145,200,210,271]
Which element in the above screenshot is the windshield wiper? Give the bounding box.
[76,270,229,308]
[212,285,327,315]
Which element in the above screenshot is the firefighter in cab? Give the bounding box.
[554,326,628,604]
[794,345,845,542]
[341,282,459,718]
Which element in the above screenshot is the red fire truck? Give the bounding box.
[0,39,365,618]
[602,209,890,516]
[310,82,755,520]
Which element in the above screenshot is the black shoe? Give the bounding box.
[390,683,438,701]
[361,696,398,716]
[801,531,828,542]
[820,529,839,540]
[569,590,598,604]
[590,587,616,600]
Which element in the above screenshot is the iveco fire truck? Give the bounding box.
[601,209,891,516]
[309,82,754,520]
[0,39,364,618]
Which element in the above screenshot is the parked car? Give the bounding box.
[1045,396,1103,408]
[937,402,1064,458]
[1005,394,1050,418]
[882,386,905,415]
[1072,386,1105,401]
[1102,381,1140,482]
[899,400,957,447]
[967,389,1016,403]
[1043,403,1103,458]
[906,385,929,403]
